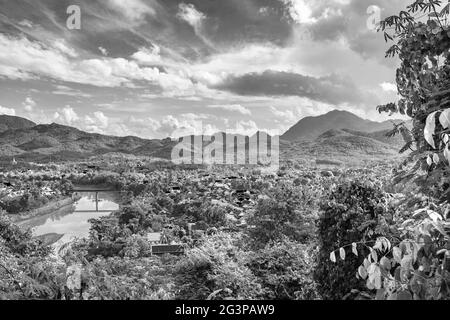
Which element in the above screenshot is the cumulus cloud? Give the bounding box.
[53,106,79,126]
[230,120,280,136]
[131,45,162,65]
[0,105,16,116]
[22,97,36,112]
[158,115,218,138]
[269,106,299,122]
[282,0,317,24]
[84,111,109,133]
[52,107,114,134]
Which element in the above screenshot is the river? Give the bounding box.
[19,191,119,249]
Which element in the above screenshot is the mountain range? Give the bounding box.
[0,111,407,165]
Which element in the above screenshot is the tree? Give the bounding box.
[315,181,395,300]
[0,215,65,299]
[248,183,317,248]
[246,239,319,300]
[173,232,263,300]
[376,0,450,199]
[339,0,450,300]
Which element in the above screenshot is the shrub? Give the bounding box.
[79,256,175,300]
[0,214,65,299]
[173,232,263,300]
[248,183,318,248]
[0,214,50,257]
[246,239,319,300]
[353,201,450,300]
[314,180,395,299]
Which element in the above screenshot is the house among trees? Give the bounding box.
[146,232,184,256]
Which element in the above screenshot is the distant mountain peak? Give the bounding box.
[281,109,395,142]
[327,109,349,114]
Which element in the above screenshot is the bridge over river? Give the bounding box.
[70,187,120,212]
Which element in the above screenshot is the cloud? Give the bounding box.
[230,120,280,136]
[0,105,16,116]
[106,0,155,23]
[17,19,34,28]
[283,0,408,66]
[177,3,206,30]
[0,34,94,84]
[380,82,397,92]
[131,45,163,65]
[52,107,112,134]
[22,97,36,112]
[282,0,317,24]
[216,70,367,105]
[269,106,299,122]
[52,85,92,98]
[158,115,213,137]
[53,106,79,126]
[98,47,109,56]
[0,65,34,80]
[207,104,251,115]
[84,111,110,133]
[0,34,197,95]
[0,21,391,109]
[124,114,218,138]
[176,3,213,47]
[52,39,78,58]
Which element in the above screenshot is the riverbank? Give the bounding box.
[9,195,81,224]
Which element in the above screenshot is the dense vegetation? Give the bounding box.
[330,0,450,300]
[315,181,396,299]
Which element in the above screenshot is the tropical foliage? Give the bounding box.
[329,0,450,300]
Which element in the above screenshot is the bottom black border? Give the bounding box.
[0,300,436,319]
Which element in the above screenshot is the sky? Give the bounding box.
[0,0,412,139]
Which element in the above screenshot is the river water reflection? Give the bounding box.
[19,192,119,246]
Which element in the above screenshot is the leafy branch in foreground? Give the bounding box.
[376,0,450,200]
